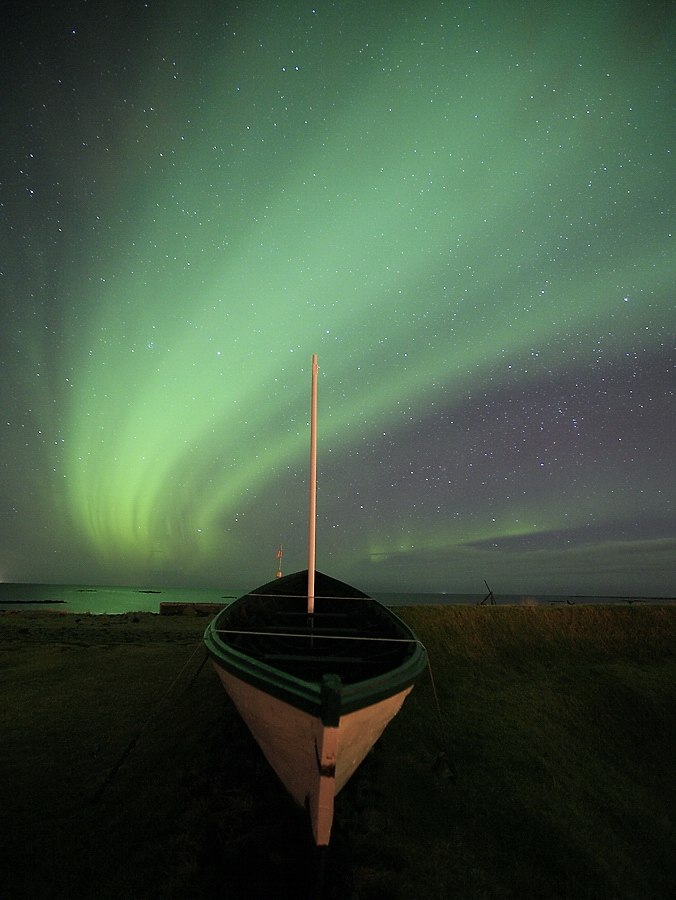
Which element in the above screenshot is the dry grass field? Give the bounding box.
[1,604,675,899]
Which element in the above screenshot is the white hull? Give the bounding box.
[212,662,412,845]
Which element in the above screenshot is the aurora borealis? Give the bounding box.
[1,1,674,595]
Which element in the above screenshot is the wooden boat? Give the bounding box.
[204,568,427,845]
[204,356,427,845]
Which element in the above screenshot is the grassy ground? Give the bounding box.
[1,605,675,899]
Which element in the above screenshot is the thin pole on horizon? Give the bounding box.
[307,354,318,616]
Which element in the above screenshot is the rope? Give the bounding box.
[213,627,422,645]
[425,656,447,747]
[90,640,205,804]
[186,647,210,690]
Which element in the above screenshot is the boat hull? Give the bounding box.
[204,570,427,845]
[212,663,412,845]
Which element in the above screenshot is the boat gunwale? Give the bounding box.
[204,589,427,718]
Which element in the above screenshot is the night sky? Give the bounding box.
[1,1,674,596]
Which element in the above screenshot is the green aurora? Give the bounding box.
[1,1,674,594]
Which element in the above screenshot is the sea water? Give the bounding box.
[0,583,238,614]
[0,582,670,614]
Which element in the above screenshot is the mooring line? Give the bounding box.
[90,639,205,804]
[425,655,447,747]
[186,646,211,690]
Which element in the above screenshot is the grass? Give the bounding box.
[372,605,676,900]
[1,604,675,899]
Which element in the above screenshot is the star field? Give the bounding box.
[1,0,674,595]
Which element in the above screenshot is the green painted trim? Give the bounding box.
[203,574,428,719]
[321,674,342,727]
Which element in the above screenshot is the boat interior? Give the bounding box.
[213,571,418,685]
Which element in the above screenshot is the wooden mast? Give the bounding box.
[307,354,318,615]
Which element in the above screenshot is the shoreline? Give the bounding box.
[2,591,675,613]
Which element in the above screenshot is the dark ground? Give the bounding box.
[2,605,675,899]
